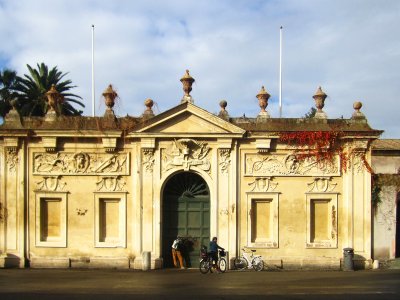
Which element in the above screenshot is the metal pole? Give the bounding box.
[91,24,95,117]
[279,26,283,118]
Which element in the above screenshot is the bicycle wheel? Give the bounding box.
[234,257,248,270]
[252,257,264,272]
[218,258,227,273]
[199,259,210,274]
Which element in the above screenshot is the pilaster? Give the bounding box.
[141,139,155,254]
[342,139,372,266]
[217,142,231,250]
[1,137,25,267]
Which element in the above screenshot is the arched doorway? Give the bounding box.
[162,171,210,268]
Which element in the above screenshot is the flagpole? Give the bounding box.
[91,24,95,117]
[279,26,283,118]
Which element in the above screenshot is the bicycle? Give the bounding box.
[234,248,264,271]
[199,246,227,274]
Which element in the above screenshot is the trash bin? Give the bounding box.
[343,248,354,271]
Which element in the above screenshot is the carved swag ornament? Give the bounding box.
[96,176,126,192]
[35,175,66,192]
[248,177,278,192]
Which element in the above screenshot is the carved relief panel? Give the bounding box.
[219,149,231,174]
[245,153,339,176]
[161,138,211,172]
[33,152,130,175]
[6,150,19,173]
[142,149,155,173]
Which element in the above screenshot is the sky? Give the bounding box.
[0,0,399,137]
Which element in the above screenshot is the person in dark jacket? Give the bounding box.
[209,237,224,270]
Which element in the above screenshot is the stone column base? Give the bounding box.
[131,256,163,269]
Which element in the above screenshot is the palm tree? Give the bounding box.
[304,107,317,118]
[0,69,19,118]
[15,63,84,116]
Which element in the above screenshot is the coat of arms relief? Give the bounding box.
[162,138,211,172]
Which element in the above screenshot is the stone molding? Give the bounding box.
[102,138,117,152]
[351,140,369,152]
[305,193,338,249]
[4,137,18,154]
[42,137,57,152]
[256,139,271,153]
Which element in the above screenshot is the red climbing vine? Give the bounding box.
[279,130,372,174]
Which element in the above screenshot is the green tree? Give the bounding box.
[0,69,19,118]
[304,107,317,118]
[15,63,84,116]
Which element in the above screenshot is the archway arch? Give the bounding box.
[161,171,210,268]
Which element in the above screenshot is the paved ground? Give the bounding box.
[0,268,399,300]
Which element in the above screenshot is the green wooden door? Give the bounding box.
[162,172,210,268]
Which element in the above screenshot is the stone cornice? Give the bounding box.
[128,132,243,139]
[33,130,122,138]
[130,102,245,136]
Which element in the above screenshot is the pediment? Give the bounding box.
[131,102,245,137]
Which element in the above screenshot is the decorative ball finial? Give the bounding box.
[142,98,155,119]
[144,98,154,110]
[219,100,227,110]
[353,101,362,111]
[218,100,229,120]
[352,101,365,120]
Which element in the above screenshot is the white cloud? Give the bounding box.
[0,0,399,137]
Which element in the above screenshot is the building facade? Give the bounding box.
[371,139,400,260]
[0,72,381,269]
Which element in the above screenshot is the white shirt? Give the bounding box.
[172,239,180,250]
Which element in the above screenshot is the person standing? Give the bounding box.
[171,237,185,269]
